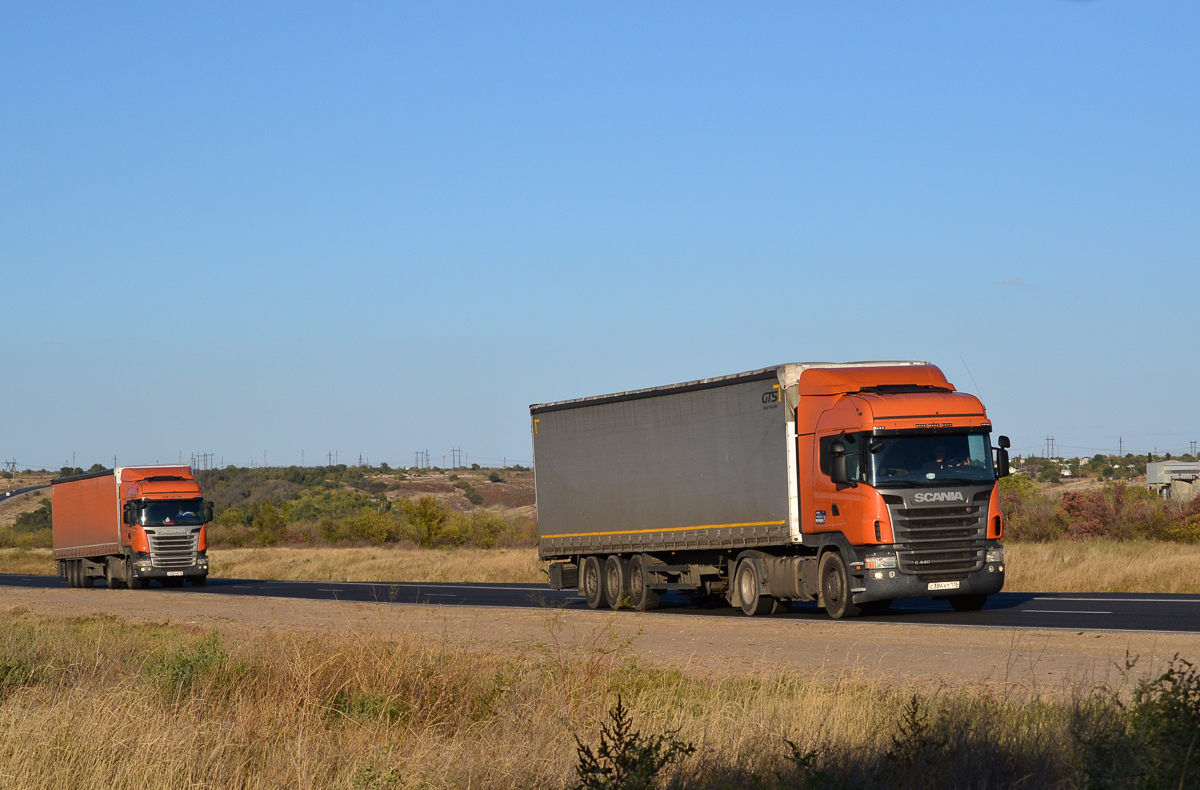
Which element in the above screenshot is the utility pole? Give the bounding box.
[301,450,305,467]
[1192,441,1197,457]
[1119,437,1123,457]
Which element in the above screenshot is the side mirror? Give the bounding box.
[995,436,1011,479]
[204,502,214,524]
[123,502,137,526]
[830,441,849,484]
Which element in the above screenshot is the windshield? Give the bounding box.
[138,499,204,526]
[870,433,994,487]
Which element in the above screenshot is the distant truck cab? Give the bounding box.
[52,466,212,589]
[533,362,1010,618]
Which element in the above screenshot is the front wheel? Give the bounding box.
[819,552,861,619]
[949,594,988,612]
[190,576,207,587]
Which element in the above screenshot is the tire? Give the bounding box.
[604,555,629,611]
[66,561,79,588]
[190,575,207,587]
[819,551,861,619]
[105,559,126,590]
[736,560,774,616]
[628,555,662,612]
[126,557,145,590]
[79,563,95,589]
[582,556,607,610]
[949,594,988,612]
[860,599,893,614]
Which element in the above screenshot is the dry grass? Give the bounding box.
[208,545,546,583]
[0,607,1124,789]
[0,549,53,575]
[1004,540,1200,594]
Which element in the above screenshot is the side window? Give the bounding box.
[819,433,863,481]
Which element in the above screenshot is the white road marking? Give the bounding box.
[1024,609,1112,615]
[318,588,344,592]
[1033,597,1200,604]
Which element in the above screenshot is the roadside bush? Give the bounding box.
[12,498,52,532]
[1000,477,1065,541]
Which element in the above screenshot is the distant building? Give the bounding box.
[1147,461,1200,499]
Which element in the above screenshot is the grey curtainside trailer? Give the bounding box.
[531,361,1009,618]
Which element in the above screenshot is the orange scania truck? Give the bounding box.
[533,362,1011,618]
[52,466,212,589]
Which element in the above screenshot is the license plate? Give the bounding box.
[927,581,960,591]
[167,571,184,577]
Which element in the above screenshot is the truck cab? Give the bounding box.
[796,368,1006,616]
[119,467,211,587]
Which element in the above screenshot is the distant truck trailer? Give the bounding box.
[532,362,1010,618]
[52,466,212,589]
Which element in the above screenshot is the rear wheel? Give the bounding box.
[819,551,861,619]
[79,564,95,588]
[604,555,628,610]
[66,561,78,588]
[628,555,662,612]
[582,556,607,610]
[949,594,988,612]
[736,561,774,616]
[105,559,126,590]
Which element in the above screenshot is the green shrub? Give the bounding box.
[573,695,694,790]
[12,498,51,532]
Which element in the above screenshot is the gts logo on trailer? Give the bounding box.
[913,491,965,503]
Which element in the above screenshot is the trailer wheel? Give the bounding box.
[604,555,629,610]
[582,556,607,609]
[79,562,95,589]
[735,561,774,616]
[818,551,861,619]
[628,555,661,612]
[65,561,78,588]
[948,594,987,612]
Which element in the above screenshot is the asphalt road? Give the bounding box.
[0,484,50,502]
[2,572,1200,632]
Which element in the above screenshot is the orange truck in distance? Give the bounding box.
[52,466,212,589]
[534,361,1011,618]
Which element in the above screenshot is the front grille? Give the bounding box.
[145,529,199,569]
[889,504,985,579]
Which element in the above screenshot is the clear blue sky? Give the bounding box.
[2,2,1197,470]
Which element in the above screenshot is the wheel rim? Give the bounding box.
[824,565,843,607]
[584,561,600,602]
[630,561,644,603]
[739,565,756,606]
[606,563,620,601]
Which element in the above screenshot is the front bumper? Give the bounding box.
[851,547,1005,603]
[130,551,208,579]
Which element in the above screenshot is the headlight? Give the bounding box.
[136,559,153,571]
[986,548,1005,564]
[865,554,897,570]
